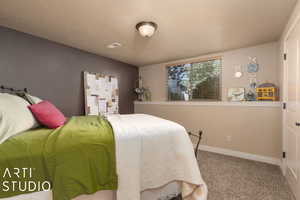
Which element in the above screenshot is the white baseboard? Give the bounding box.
[280,161,287,175]
[198,144,282,166]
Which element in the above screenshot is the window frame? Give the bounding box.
[166,56,222,102]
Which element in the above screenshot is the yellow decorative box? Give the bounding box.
[256,86,278,101]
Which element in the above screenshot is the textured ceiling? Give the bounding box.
[0,0,297,66]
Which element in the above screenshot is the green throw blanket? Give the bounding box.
[0,116,118,200]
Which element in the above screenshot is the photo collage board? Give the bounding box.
[83,71,119,116]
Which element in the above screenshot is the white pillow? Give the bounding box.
[25,93,42,104]
[30,95,42,104]
[0,93,40,144]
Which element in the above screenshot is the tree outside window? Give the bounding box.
[167,58,221,101]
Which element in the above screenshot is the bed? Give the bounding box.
[0,87,207,200]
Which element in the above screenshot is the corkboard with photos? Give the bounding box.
[83,71,119,116]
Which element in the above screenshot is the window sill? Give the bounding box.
[134,101,282,107]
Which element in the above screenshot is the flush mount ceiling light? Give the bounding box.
[107,42,122,49]
[136,21,158,38]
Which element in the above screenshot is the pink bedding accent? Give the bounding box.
[28,101,66,129]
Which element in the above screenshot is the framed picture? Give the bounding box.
[227,88,245,102]
[83,71,119,116]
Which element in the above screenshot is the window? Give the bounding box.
[167,57,222,101]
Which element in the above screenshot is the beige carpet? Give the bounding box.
[197,151,295,200]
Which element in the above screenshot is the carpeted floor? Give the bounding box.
[197,151,295,200]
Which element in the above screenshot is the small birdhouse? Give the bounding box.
[256,83,278,101]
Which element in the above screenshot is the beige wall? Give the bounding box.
[140,42,279,101]
[136,42,282,159]
[135,103,281,159]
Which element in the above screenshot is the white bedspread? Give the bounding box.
[107,114,208,200]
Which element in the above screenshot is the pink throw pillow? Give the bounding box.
[28,101,66,129]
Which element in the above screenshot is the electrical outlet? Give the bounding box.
[226,136,232,142]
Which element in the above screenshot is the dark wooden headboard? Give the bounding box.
[0,85,34,104]
[0,85,28,94]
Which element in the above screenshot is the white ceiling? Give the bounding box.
[0,0,297,66]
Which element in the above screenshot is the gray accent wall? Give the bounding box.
[0,26,138,116]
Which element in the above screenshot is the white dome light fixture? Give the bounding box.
[136,21,158,38]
